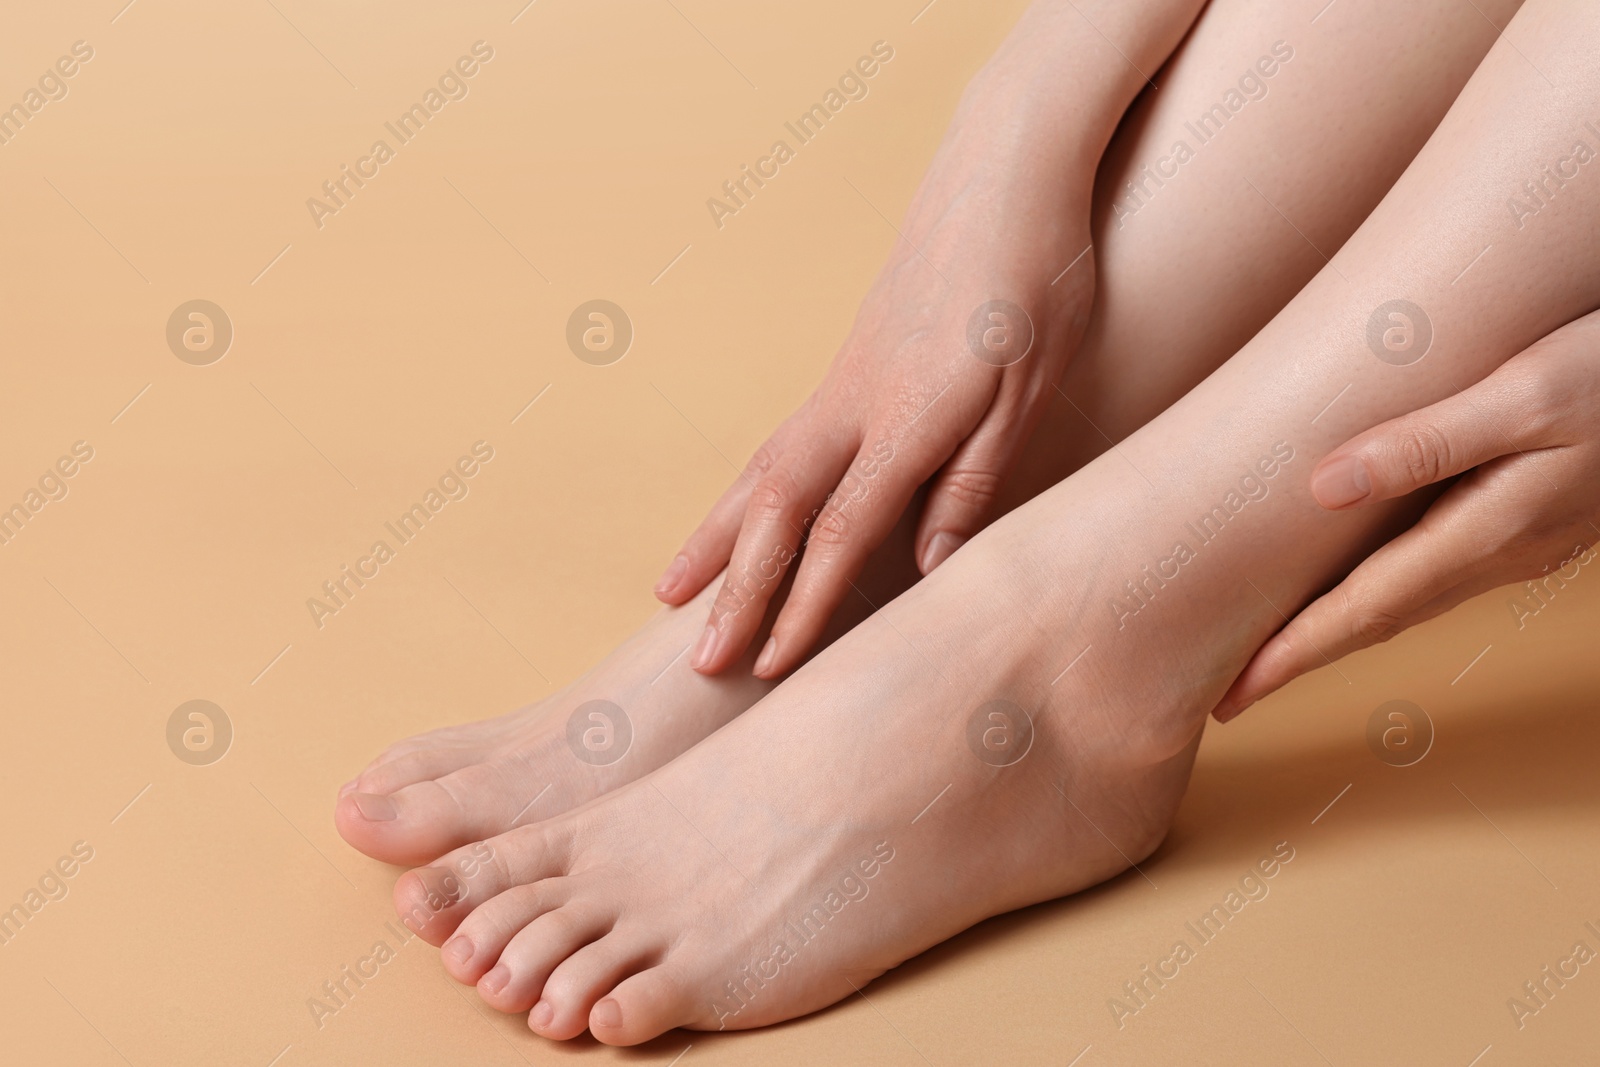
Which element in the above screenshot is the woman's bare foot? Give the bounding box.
[387,0,1600,1023]
[335,0,1500,869]
[334,578,777,866]
[390,457,1264,1041]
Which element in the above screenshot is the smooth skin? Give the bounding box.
[336,0,1517,868]
[1217,308,1600,720]
[658,0,1211,679]
[395,0,1600,1043]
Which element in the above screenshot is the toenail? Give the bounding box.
[352,792,397,821]
[481,964,510,995]
[443,935,473,965]
[529,999,553,1028]
[591,997,622,1029]
[415,866,465,907]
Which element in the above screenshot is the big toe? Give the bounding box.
[590,966,696,1045]
[337,759,554,866]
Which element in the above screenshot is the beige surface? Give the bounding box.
[2,1,1597,1064]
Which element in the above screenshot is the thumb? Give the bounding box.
[1309,380,1525,510]
[1212,495,1493,721]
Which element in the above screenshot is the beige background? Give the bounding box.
[1,0,1596,1063]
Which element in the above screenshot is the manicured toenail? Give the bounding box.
[353,792,397,821]
[753,636,778,676]
[443,935,473,965]
[689,623,719,670]
[416,866,465,906]
[480,964,509,995]
[529,1000,554,1028]
[591,998,622,1029]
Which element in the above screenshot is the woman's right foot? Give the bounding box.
[336,500,931,869]
[334,578,779,866]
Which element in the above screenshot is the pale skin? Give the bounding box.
[337,0,1600,1044]
[1217,309,1600,719]
[386,11,1600,1039]
[336,0,1516,867]
[657,0,1211,680]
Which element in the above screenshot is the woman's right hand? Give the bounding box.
[653,0,1211,681]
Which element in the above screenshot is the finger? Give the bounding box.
[691,439,858,675]
[754,434,938,678]
[913,393,1042,573]
[1310,374,1538,510]
[654,470,755,605]
[1212,498,1497,722]
[655,411,810,605]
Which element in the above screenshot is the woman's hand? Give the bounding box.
[660,140,1094,678]
[1214,310,1600,722]
[656,0,1209,679]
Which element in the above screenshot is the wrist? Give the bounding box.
[954,0,1206,185]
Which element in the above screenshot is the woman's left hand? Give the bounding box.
[1214,310,1600,722]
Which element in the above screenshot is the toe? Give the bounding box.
[393,824,571,944]
[349,743,483,796]
[339,759,555,867]
[590,965,693,1045]
[335,744,490,862]
[441,879,572,985]
[479,904,613,1015]
[341,701,543,799]
[529,935,656,1041]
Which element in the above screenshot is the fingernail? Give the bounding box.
[654,555,689,597]
[1214,700,1254,724]
[352,792,397,821]
[530,999,554,1029]
[753,636,778,676]
[338,779,358,797]
[480,964,510,995]
[443,935,473,965]
[1311,457,1371,509]
[591,997,623,1029]
[921,531,966,573]
[689,623,719,671]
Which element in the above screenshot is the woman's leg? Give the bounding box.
[394,0,1599,1042]
[1005,0,1523,500]
[335,0,1517,866]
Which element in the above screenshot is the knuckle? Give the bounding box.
[743,441,782,480]
[1340,586,1406,647]
[807,502,854,549]
[1393,424,1453,487]
[749,468,801,517]
[482,838,515,886]
[1349,611,1405,647]
[937,468,1003,512]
